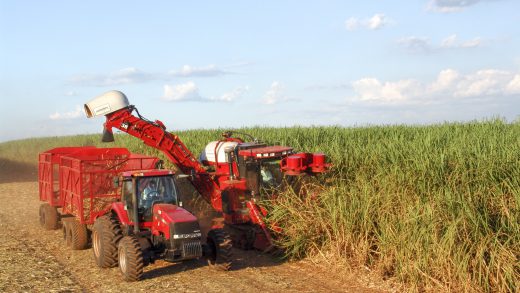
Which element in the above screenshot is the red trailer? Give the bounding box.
[38,147,160,249]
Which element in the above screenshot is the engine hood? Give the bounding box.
[153,204,197,224]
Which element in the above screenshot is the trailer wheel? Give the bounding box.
[206,228,232,271]
[39,203,60,230]
[92,215,122,268]
[118,236,144,282]
[63,221,72,247]
[69,220,88,250]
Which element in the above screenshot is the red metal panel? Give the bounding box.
[58,148,160,224]
[38,146,96,207]
[38,153,52,202]
[238,146,293,158]
[39,146,160,225]
[280,152,331,175]
[151,204,198,238]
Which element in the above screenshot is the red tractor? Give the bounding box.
[84,90,330,251]
[38,147,231,281]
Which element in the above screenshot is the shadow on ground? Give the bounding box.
[0,158,37,184]
[142,248,285,280]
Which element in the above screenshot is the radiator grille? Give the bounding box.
[182,240,202,259]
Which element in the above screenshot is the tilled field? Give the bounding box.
[0,180,390,293]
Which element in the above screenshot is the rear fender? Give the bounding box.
[111,202,131,225]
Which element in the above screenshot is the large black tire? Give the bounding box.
[206,228,232,271]
[92,215,122,268]
[69,220,88,250]
[118,236,144,282]
[39,203,60,230]
[63,220,72,247]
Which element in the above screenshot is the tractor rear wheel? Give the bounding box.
[39,203,60,230]
[92,214,122,268]
[206,228,232,271]
[118,236,144,282]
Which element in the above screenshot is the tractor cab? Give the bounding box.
[119,170,179,223]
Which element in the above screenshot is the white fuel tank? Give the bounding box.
[200,141,239,163]
[84,90,130,118]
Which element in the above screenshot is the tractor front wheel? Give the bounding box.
[206,228,232,271]
[92,214,122,268]
[39,203,59,230]
[118,236,144,282]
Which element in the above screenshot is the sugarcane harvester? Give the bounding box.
[84,90,330,251]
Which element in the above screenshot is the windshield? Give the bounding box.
[137,176,178,205]
[260,160,283,190]
[137,176,178,222]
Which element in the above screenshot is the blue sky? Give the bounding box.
[1,0,519,142]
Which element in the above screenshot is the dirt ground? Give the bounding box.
[0,168,394,292]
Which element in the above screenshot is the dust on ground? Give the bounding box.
[0,165,395,293]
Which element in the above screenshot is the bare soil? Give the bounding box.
[0,167,394,292]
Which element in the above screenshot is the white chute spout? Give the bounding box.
[84,90,130,118]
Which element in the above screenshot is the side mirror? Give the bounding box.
[113,176,120,188]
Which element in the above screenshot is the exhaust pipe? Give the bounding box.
[84,90,130,118]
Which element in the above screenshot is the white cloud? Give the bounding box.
[49,105,83,120]
[367,14,390,30]
[169,65,228,77]
[64,90,78,96]
[345,13,392,31]
[211,86,249,102]
[440,34,482,49]
[352,78,421,103]
[399,34,483,53]
[162,82,202,102]
[453,69,512,98]
[162,82,247,102]
[69,64,236,87]
[506,75,520,94]
[428,0,494,13]
[70,67,153,86]
[263,81,287,104]
[428,69,460,93]
[350,68,520,104]
[345,18,360,31]
[398,36,432,53]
